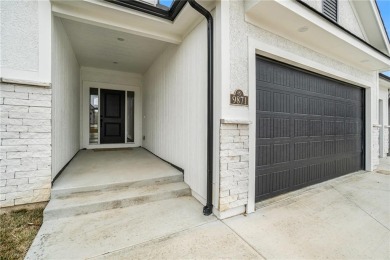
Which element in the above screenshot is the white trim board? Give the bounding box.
[0,77,51,88]
[82,81,142,149]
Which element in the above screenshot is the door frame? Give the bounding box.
[82,81,142,149]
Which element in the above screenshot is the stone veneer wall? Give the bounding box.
[384,128,389,155]
[372,126,380,169]
[0,82,52,207]
[219,123,249,212]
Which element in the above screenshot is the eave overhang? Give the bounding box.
[244,0,390,72]
[51,0,215,44]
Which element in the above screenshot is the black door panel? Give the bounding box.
[100,89,125,144]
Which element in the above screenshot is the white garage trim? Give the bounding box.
[246,37,373,213]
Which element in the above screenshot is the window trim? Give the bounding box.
[104,0,187,21]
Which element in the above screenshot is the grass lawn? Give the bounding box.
[0,207,44,260]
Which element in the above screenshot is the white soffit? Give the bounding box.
[351,0,390,55]
[245,0,390,72]
[51,0,215,44]
[61,18,171,73]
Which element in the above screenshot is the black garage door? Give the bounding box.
[255,56,365,202]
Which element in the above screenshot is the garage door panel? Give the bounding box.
[256,155,361,200]
[346,119,363,134]
[346,137,361,153]
[335,102,346,117]
[273,143,290,164]
[335,139,345,153]
[257,114,293,139]
[258,80,357,106]
[324,140,335,155]
[294,96,310,114]
[346,104,364,118]
[294,119,309,137]
[255,56,364,202]
[324,120,335,136]
[310,141,323,158]
[309,120,322,136]
[257,89,272,111]
[293,142,310,161]
[273,118,291,138]
[256,144,272,166]
[256,169,291,197]
[257,117,273,138]
[256,148,361,171]
[309,98,323,115]
[293,166,313,186]
[273,92,291,113]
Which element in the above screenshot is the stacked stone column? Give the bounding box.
[219,123,249,212]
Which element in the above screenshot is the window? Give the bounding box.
[105,0,186,21]
[89,88,99,144]
[127,91,135,143]
[323,0,338,22]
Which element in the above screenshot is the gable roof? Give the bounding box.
[351,0,389,55]
[375,1,390,43]
[295,0,390,60]
[380,73,390,82]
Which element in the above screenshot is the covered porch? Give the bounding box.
[52,148,183,195]
[50,0,216,208]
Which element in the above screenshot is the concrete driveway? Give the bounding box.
[225,170,390,259]
[27,166,390,259]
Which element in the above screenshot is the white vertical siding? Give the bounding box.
[52,17,80,179]
[143,20,208,202]
[80,67,142,87]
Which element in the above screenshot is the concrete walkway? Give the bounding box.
[27,163,390,259]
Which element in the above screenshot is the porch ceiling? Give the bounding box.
[61,18,171,73]
[51,0,215,44]
[245,0,390,72]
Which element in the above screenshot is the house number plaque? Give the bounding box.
[230,89,248,106]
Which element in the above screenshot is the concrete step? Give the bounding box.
[51,173,184,199]
[26,197,215,260]
[44,182,191,221]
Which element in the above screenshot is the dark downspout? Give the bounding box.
[187,0,213,216]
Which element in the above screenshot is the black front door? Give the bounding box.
[100,89,125,144]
